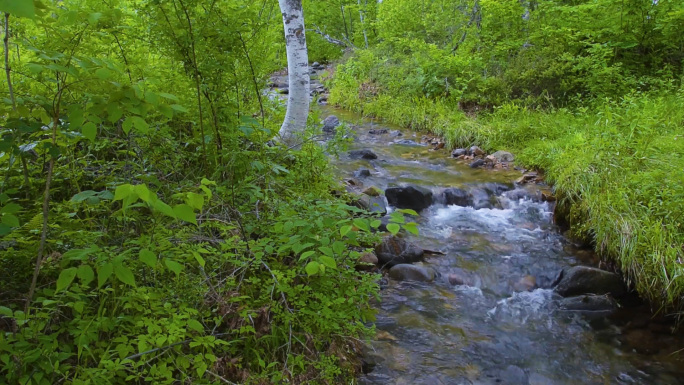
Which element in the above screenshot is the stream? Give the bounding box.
[271,71,684,384]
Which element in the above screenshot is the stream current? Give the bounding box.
[324,108,684,385]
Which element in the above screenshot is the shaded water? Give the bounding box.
[322,108,684,385]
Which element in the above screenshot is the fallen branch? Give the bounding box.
[309,25,355,49]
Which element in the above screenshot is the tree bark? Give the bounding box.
[278,0,310,148]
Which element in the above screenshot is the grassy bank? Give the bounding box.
[329,54,684,317]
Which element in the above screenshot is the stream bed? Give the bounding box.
[323,108,684,385]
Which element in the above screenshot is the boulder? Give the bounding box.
[363,186,382,197]
[451,148,467,157]
[356,252,379,271]
[368,128,388,135]
[470,159,486,168]
[389,264,435,282]
[554,266,626,297]
[385,185,433,211]
[355,194,387,215]
[354,168,371,178]
[515,172,538,184]
[375,236,424,267]
[442,188,473,207]
[481,182,513,195]
[469,146,485,156]
[491,150,515,162]
[322,115,340,133]
[349,149,378,160]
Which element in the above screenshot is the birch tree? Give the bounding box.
[278,0,310,147]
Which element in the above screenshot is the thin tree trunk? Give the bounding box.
[278,0,310,148]
[4,13,15,111]
[358,0,369,48]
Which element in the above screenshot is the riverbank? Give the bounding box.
[327,58,684,320]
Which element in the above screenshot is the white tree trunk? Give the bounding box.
[358,0,369,48]
[278,0,310,148]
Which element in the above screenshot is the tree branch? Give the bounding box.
[309,25,355,48]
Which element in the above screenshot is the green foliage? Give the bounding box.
[0,0,379,383]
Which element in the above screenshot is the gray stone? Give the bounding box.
[368,128,388,135]
[354,169,371,178]
[375,236,424,267]
[470,159,486,168]
[322,115,340,133]
[389,130,403,137]
[469,146,485,156]
[451,148,467,157]
[355,194,387,215]
[349,149,378,160]
[554,266,626,297]
[491,150,515,162]
[392,139,422,146]
[385,185,433,211]
[559,294,617,315]
[389,264,435,282]
[442,188,473,207]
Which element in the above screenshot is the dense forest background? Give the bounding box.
[0,0,682,384]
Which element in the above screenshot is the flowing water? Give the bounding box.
[268,73,684,384]
[321,108,684,385]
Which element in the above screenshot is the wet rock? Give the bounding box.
[363,186,382,197]
[442,188,473,207]
[504,188,541,202]
[389,130,403,137]
[375,236,424,267]
[485,155,497,165]
[357,252,378,271]
[469,159,486,168]
[516,172,538,184]
[481,182,513,195]
[491,150,515,162]
[349,149,378,160]
[513,275,537,292]
[434,142,445,150]
[389,264,435,282]
[317,97,328,105]
[355,194,387,215]
[278,88,289,94]
[451,148,467,157]
[392,139,422,146]
[447,273,468,286]
[354,168,371,178]
[322,115,340,133]
[469,146,485,156]
[385,185,433,211]
[368,128,388,135]
[559,294,617,317]
[622,329,662,354]
[554,266,626,297]
[541,192,556,202]
[484,365,529,385]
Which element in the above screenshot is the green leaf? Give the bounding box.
[398,209,419,216]
[318,246,334,257]
[403,222,419,235]
[170,104,189,113]
[0,306,12,317]
[187,319,204,332]
[332,241,345,255]
[319,255,337,269]
[122,118,134,134]
[353,218,370,232]
[97,262,113,288]
[0,203,20,214]
[305,261,320,276]
[107,103,123,123]
[113,184,134,201]
[0,0,35,18]
[340,225,352,236]
[77,265,95,285]
[158,92,179,101]
[139,249,157,268]
[173,204,197,225]
[130,116,149,133]
[370,220,382,228]
[186,192,204,210]
[114,264,136,286]
[193,252,205,268]
[298,250,315,262]
[134,184,152,203]
[152,199,176,218]
[386,223,401,235]
[56,268,78,292]
[82,122,97,141]
[95,67,112,80]
[1,214,19,227]
[164,258,183,277]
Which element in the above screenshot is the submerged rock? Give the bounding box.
[389,264,435,282]
[559,294,617,318]
[442,188,473,207]
[368,128,388,135]
[554,266,626,297]
[470,159,486,168]
[392,139,422,146]
[385,185,433,211]
[322,115,340,133]
[349,149,378,160]
[389,130,403,137]
[354,168,371,178]
[375,236,424,267]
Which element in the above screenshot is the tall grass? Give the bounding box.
[330,61,684,318]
